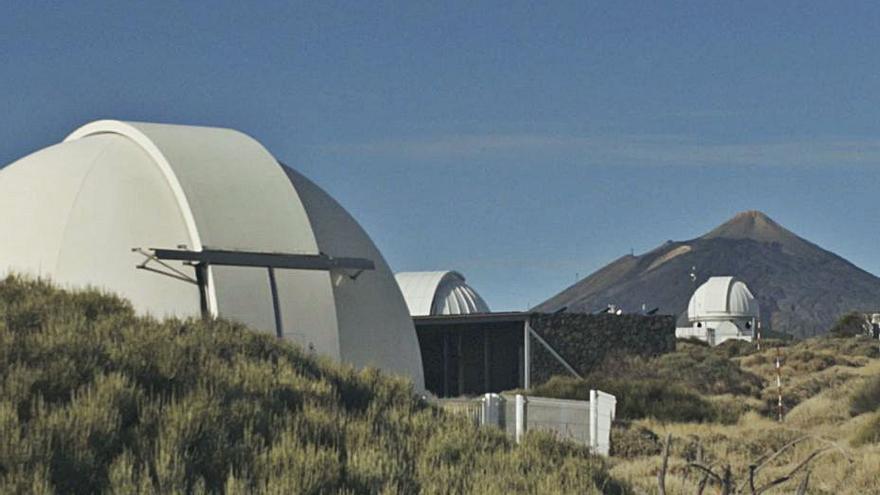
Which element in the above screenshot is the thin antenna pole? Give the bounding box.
[756,321,762,351]
[523,321,531,389]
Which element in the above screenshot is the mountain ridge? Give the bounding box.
[535,211,880,337]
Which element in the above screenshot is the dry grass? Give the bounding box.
[610,415,880,494]
[607,338,880,494]
[10,275,879,493]
[0,276,623,494]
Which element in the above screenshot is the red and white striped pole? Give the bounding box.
[775,346,784,422]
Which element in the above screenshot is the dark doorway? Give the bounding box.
[414,313,527,397]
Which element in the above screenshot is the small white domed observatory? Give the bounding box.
[676,276,759,345]
[0,120,424,389]
[395,271,490,316]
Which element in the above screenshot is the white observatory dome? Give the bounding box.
[0,120,424,389]
[395,271,490,316]
[687,276,759,322]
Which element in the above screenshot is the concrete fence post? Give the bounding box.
[482,393,502,427]
[589,389,598,452]
[515,394,527,443]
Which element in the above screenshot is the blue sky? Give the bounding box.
[2,2,880,310]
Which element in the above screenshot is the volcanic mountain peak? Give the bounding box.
[704,210,783,239]
[700,210,812,255]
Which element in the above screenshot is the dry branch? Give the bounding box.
[695,443,709,495]
[658,433,671,495]
[796,470,811,495]
[686,462,721,485]
[755,447,829,494]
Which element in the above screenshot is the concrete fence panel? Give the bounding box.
[435,390,616,456]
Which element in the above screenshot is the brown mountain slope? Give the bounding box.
[534,211,880,338]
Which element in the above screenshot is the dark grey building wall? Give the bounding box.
[529,313,675,385]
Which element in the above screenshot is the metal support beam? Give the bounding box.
[527,324,583,381]
[442,334,449,397]
[136,246,375,335]
[132,248,198,284]
[150,248,374,272]
[483,329,490,392]
[194,263,210,316]
[457,332,464,396]
[267,267,284,338]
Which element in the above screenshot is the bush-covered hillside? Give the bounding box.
[0,276,623,494]
[527,336,880,493]
[527,341,764,424]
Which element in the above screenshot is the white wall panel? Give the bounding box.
[274,269,340,357]
[54,135,199,318]
[283,167,424,388]
[0,137,114,277]
[211,266,276,335]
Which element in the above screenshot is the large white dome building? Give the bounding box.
[395,271,490,316]
[677,276,759,345]
[0,120,424,388]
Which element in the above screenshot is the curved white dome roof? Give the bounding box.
[395,271,490,316]
[687,276,759,322]
[0,120,424,389]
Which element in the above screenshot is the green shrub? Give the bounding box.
[760,368,856,415]
[676,337,710,348]
[0,275,622,494]
[713,339,756,358]
[543,342,763,397]
[802,335,879,359]
[606,379,717,423]
[609,423,662,458]
[527,338,768,424]
[527,376,718,423]
[851,376,880,416]
[652,344,763,396]
[830,312,869,338]
[707,395,760,425]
